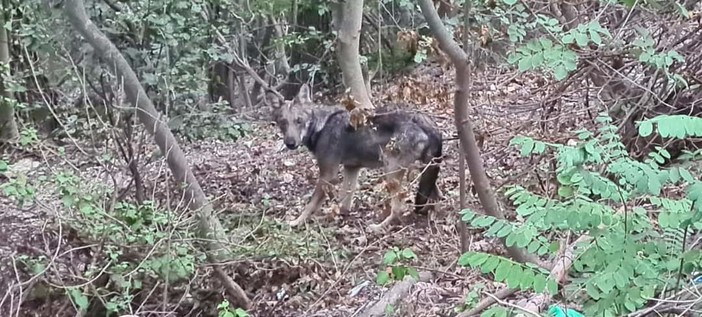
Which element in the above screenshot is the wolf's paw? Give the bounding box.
[368,223,386,233]
[288,217,305,227]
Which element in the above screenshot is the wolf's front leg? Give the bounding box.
[289,163,339,227]
[339,166,361,214]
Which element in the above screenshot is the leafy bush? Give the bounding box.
[376,247,419,286]
[52,170,204,314]
[168,100,253,142]
[460,113,702,316]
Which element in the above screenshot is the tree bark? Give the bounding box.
[417,0,541,266]
[61,0,251,309]
[271,16,291,77]
[332,0,374,110]
[0,6,19,142]
[456,0,472,254]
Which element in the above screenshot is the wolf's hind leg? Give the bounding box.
[369,158,407,232]
[340,166,361,214]
[289,163,339,227]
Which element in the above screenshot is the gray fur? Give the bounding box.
[266,84,443,231]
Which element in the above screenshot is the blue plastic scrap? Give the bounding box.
[548,305,584,317]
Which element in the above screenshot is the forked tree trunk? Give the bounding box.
[0,7,19,142]
[332,0,374,110]
[60,0,251,309]
[417,0,541,266]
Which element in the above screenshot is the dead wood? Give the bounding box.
[516,235,590,312]
[359,271,433,317]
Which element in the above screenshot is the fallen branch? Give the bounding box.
[457,235,589,316]
[359,271,433,317]
[456,287,519,317]
[517,235,591,312]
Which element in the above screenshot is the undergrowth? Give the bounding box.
[2,159,341,315]
[459,114,702,316]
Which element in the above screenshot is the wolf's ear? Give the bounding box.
[295,83,312,104]
[264,91,282,109]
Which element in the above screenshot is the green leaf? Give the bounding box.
[494,260,513,282]
[459,252,490,268]
[458,253,472,266]
[527,239,541,253]
[518,55,533,71]
[526,40,541,52]
[392,265,407,280]
[486,221,506,236]
[68,288,89,312]
[505,232,517,247]
[531,52,545,67]
[586,282,601,300]
[496,224,512,238]
[546,279,559,295]
[679,168,694,182]
[575,32,589,47]
[383,251,398,265]
[596,274,616,294]
[481,256,500,274]
[519,269,535,290]
[553,65,569,80]
[461,210,477,222]
[502,0,517,5]
[638,121,653,137]
[639,51,652,63]
[505,266,522,289]
[521,138,535,156]
[401,248,417,260]
[235,308,249,317]
[612,270,629,289]
[558,186,574,198]
[533,273,547,292]
[407,267,420,280]
[562,33,575,44]
[473,215,497,227]
[376,271,390,286]
[589,29,602,45]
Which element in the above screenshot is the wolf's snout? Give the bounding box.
[284,138,298,149]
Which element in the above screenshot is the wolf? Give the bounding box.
[266,84,443,231]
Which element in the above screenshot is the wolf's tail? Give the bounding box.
[414,132,443,215]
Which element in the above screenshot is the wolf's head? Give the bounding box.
[267,84,315,150]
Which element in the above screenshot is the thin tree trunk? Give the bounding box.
[0,5,19,141]
[227,64,236,108]
[456,0,472,254]
[61,0,251,308]
[332,0,374,110]
[417,0,542,267]
[271,16,291,77]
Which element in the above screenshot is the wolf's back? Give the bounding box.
[368,105,443,213]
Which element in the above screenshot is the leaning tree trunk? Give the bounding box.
[417,0,541,267]
[332,0,374,110]
[0,7,19,142]
[60,0,251,309]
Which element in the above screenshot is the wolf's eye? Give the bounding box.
[295,118,303,124]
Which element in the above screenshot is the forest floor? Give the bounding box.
[0,61,595,316]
